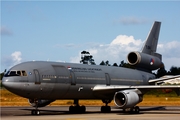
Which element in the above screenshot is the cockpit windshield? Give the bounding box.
[4,70,27,77]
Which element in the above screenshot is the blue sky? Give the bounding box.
[1,1,180,72]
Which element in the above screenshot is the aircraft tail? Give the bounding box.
[141,21,161,56]
[127,21,163,71]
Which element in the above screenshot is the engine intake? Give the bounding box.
[28,99,55,107]
[127,51,163,70]
[114,89,142,108]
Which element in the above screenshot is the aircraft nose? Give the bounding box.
[2,77,12,88]
[2,77,19,93]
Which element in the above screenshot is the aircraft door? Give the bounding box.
[105,73,111,86]
[34,69,41,84]
[70,71,76,85]
[52,66,70,98]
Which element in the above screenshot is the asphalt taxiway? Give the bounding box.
[1,106,180,120]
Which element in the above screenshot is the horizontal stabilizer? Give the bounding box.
[149,75,180,84]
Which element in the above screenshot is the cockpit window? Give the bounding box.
[10,71,18,76]
[4,70,28,77]
[17,71,21,76]
[22,71,27,76]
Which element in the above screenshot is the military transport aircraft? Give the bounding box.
[2,21,180,115]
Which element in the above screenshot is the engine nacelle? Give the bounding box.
[28,99,55,107]
[114,89,142,108]
[127,51,163,70]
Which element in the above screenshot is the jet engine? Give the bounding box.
[127,51,163,70]
[28,99,55,107]
[114,89,142,108]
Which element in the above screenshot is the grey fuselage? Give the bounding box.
[3,61,155,100]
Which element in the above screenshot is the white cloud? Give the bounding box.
[11,51,22,65]
[157,41,180,70]
[90,35,143,65]
[1,51,22,70]
[70,35,143,65]
[70,34,180,70]
[158,41,180,58]
[111,35,141,46]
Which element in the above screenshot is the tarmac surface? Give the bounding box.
[1,106,180,120]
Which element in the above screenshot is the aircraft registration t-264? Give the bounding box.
[2,21,180,115]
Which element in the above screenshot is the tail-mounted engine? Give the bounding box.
[28,99,55,107]
[127,51,163,70]
[114,89,142,108]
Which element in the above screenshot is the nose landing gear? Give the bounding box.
[31,100,40,115]
[31,109,40,115]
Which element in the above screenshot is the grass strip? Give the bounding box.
[1,89,180,106]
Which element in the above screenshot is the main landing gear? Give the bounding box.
[101,99,111,113]
[123,106,140,114]
[69,99,86,113]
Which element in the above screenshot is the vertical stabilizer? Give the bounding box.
[127,21,163,71]
[142,21,161,55]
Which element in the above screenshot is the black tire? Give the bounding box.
[135,106,140,114]
[31,110,35,115]
[31,110,40,115]
[69,106,75,113]
[80,105,86,113]
[36,110,40,115]
[101,106,111,113]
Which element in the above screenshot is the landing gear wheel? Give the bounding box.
[134,106,140,114]
[31,110,40,115]
[80,105,86,113]
[69,105,75,113]
[101,106,111,113]
[123,106,140,114]
[69,105,86,113]
[69,99,86,113]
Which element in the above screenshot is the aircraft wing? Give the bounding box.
[148,75,180,84]
[93,85,180,91]
[93,84,180,96]
[93,75,180,93]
